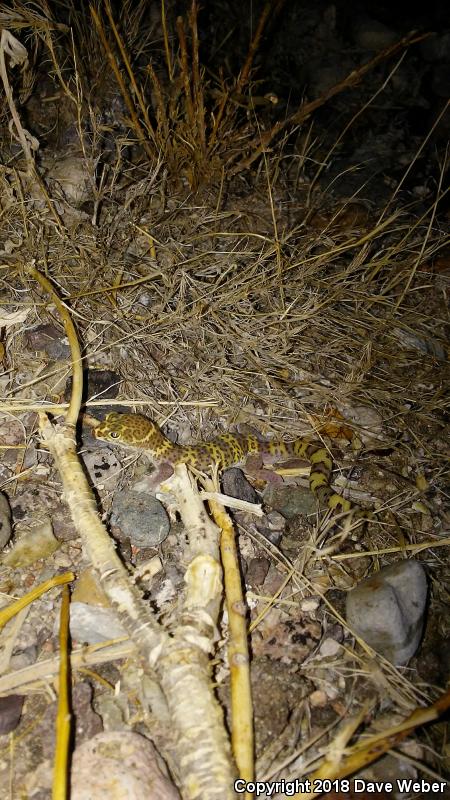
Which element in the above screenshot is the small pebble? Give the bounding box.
[309,689,327,707]
[221,468,260,503]
[346,560,427,665]
[245,557,270,587]
[255,510,286,546]
[300,597,320,612]
[317,637,341,658]
[0,492,12,549]
[110,489,170,547]
[0,694,25,734]
[9,645,38,671]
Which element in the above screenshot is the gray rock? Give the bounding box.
[352,16,397,51]
[222,467,260,504]
[346,561,427,665]
[393,327,446,360]
[81,448,122,488]
[24,323,71,359]
[0,694,24,734]
[255,510,286,546]
[263,484,317,519]
[69,602,127,644]
[71,732,180,799]
[245,557,270,588]
[110,490,170,547]
[0,492,12,549]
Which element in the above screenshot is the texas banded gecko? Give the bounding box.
[94,412,360,515]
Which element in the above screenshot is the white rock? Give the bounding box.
[69,601,127,644]
[346,561,427,665]
[71,732,180,799]
[317,637,341,658]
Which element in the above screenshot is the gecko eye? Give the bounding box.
[109,431,120,439]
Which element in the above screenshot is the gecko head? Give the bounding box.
[93,413,158,448]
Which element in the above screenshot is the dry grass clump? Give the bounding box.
[0,0,449,796]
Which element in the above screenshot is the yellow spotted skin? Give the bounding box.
[94,412,355,514]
